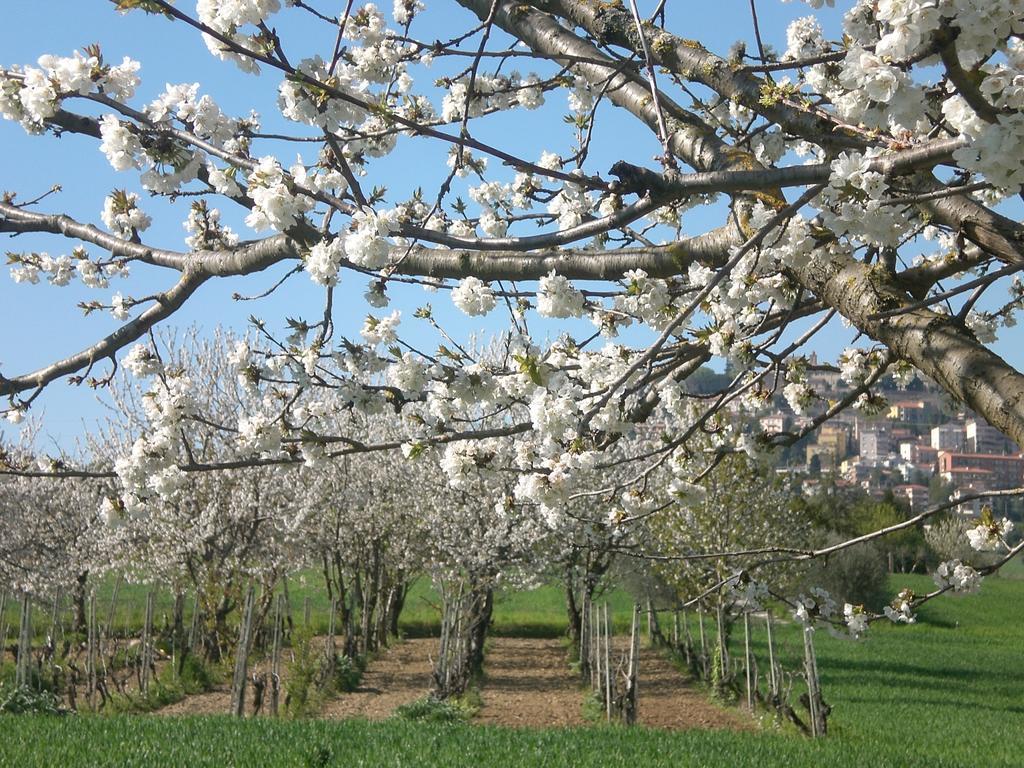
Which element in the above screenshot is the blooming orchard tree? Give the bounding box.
[3,0,1024,635]
[0,470,110,635]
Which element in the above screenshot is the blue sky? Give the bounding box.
[1,1,1017,450]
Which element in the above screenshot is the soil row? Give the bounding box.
[154,636,750,730]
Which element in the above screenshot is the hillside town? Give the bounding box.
[747,357,1023,517]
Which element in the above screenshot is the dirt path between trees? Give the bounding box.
[319,637,434,720]
[152,636,751,731]
[476,637,586,727]
[635,650,753,731]
[474,637,750,731]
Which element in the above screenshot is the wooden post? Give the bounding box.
[231,586,257,717]
[589,602,597,690]
[47,596,61,655]
[680,608,692,668]
[188,593,201,655]
[624,603,640,724]
[743,611,753,711]
[270,593,283,717]
[0,592,9,666]
[282,576,294,640]
[579,591,589,681]
[87,593,98,710]
[603,603,612,721]
[139,591,155,696]
[303,596,311,629]
[645,598,653,644]
[697,606,708,682]
[715,603,728,691]
[325,597,338,679]
[802,625,825,737]
[16,594,31,688]
[765,613,778,702]
[104,575,122,646]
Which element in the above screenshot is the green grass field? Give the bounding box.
[2,568,1022,766]
[1,574,637,640]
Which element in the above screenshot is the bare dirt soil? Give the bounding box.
[634,650,753,731]
[138,636,751,731]
[475,637,586,728]
[319,637,434,720]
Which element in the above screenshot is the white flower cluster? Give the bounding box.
[883,587,916,624]
[110,292,131,320]
[838,347,886,386]
[183,202,238,251]
[122,344,162,378]
[237,413,283,456]
[196,0,281,73]
[305,237,346,287]
[843,603,869,638]
[536,271,586,318]
[146,82,236,144]
[8,248,111,289]
[441,71,545,123]
[784,16,826,60]
[451,277,497,316]
[114,373,196,511]
[361,310,401,346]
[0,51,139,133]
[793,587,837,625]
[345,206,400,269]
[547,177,592,230]
[966,514,1014,551]
[819,151,905,246]
[101,191,151,240]
[614,270,676,330]
[393,0,424,24]
[387,352,428,393]
[98,115,143,171]
[278,55,367,130]
[244,156,313,232]
[933,559,982,593]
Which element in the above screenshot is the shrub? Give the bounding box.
[394,695,471,723]
[803,536,889,609]
[0,685,65,715]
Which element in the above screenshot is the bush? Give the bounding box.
[393,695,470,724]
[0,685,65,715]
[176,654,216,695]
[803,536,889,609]
[332,653,365,693]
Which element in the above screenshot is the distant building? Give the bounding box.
[899,441,938,467]
[816,424,850,463]
[888,400,936,426]
[931,423,965,452]
[859,429,891,462]
[840,457,873,483]
[937,451,1024,489]
[893,484,929,511]
[760,413,787,434]
[965,419,1018,455]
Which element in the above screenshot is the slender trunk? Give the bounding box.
[72,571,89,637]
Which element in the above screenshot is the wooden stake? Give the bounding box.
[603,603,611,721]
[16,594,31,688]
[743,611,753,711]
[87,592,97,710]
[270,593,283,717]
[140,591,154,696]
[231,586,257,717]
[765,613,778,702]
[697,606,707,682]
